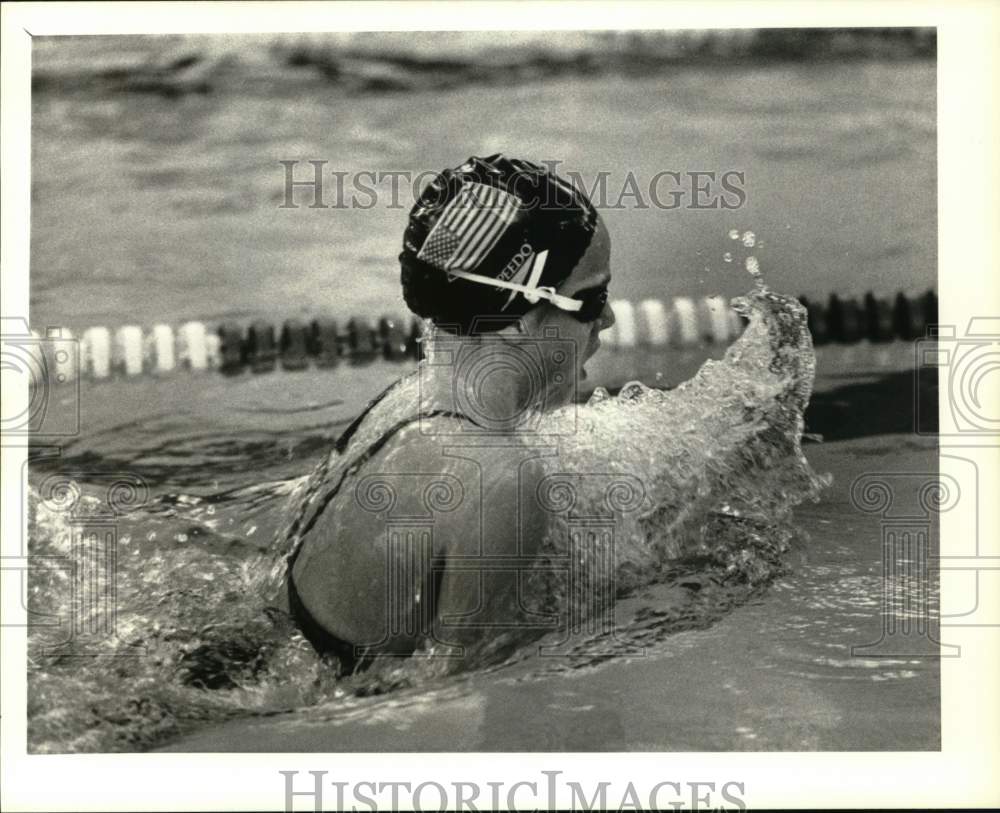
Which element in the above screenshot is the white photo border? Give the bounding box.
[2,1,998,810]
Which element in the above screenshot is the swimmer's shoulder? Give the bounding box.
[358,414,555,539]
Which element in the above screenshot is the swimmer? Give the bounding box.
[282,154,615,671]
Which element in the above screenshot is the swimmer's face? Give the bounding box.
[524,216,615,404]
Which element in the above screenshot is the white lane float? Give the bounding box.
[82,326,111,380]
[114,325,144,376]
[178,321,208,371]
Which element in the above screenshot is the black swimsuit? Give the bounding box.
[286,378,479,670]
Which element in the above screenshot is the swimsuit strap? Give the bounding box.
[332,378,406,455]
[283,377,405,548]
[286,372,483,570]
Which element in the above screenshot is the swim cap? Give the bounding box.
[400,154,598,334]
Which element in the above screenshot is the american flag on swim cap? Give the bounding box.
[417,182,521,274]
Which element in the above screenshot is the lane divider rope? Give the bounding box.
[30,290,937,382]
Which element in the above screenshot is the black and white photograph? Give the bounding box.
[2,1,998,810]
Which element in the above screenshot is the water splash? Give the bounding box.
[513,287,824,652]
[27,284,826,752]
[746,256,766,291]
[726,227,765,291]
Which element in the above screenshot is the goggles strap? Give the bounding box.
[446,257,583,313]
[522,250,548,302]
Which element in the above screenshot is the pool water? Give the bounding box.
[30,45,935,331]
[25,289,940,753]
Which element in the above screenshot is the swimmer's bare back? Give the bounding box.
[285,394,552,668]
